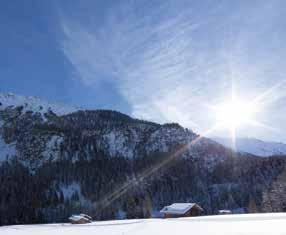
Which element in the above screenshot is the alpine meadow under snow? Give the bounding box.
[1,214,286,235]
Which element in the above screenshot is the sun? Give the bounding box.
[214,98,257,130]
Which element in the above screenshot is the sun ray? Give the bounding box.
[210,77,286,150]
[251,79,286,106]
[231,126,236,151]
[246,119,283,134]
[96,124,220,210]
[97,75,286,211]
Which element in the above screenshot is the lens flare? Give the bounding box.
[215,99,257,129]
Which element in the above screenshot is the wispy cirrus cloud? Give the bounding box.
[59,0,286,141]
[60,0,210,127]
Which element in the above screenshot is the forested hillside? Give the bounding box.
[1,95,286,225]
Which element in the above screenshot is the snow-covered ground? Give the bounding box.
[0,136,16,162]
[1,213,286,235]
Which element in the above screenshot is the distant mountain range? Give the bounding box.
[213,137,286,157]
[0,92,286,225]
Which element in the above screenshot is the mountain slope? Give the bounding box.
[0,93,286,225]
[213,137,286,157]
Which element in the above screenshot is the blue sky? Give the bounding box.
[1,0,286,142]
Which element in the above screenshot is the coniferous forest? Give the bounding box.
[1,106,286,225]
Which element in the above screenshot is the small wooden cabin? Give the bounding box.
[79,213,93,220]
[69,214,92,224]
[160,203,203,218]
[218,210,232,215]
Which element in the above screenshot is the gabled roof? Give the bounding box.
[160,203,203,215]
[80,214,92,220]
[218,210,232,213]
[69,215,91,222]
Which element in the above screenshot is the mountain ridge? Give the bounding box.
[0,93,286,225]
[0,92,79,117]
[213,137,286,157]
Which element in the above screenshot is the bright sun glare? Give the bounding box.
[215,98,257,130]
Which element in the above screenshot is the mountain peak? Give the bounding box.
[0,92,78,116]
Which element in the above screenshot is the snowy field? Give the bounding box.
[1,213,286,235]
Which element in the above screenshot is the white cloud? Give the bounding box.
[60,1,208,127]
[59,0,286,141]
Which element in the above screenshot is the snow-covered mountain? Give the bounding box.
[0,92,223,168]
[1,93,286,225]
[213,137,286,157]
[0,93,78,117]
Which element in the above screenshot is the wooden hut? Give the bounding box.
[160,203,203,218]
[218,209,232,215]
[69,214,92,224]
[79,213,93,220]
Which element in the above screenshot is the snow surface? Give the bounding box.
[1,213,286,235]
[0,136,16,162]
[100,129,140,159]
[213,137,286,157]
[145,126,195,155]
[160,203,199,214]
[69,215,85,222]
[59,183,93,207]
[0,93,78,116]
[102,131,134,158]
[69,215,90,223]
[42,136,63,162]
[60,183,82,200]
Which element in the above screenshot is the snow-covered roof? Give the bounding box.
[69,215,83,222]
[80,214,92,220]
[160,203,203,215]
[69,215,90,222]
[219,210,232,214]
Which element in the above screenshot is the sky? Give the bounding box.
[1,0,286,142]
